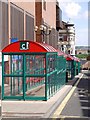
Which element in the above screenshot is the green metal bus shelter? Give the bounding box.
[57,50,66,89]
[66,55,80,80]
[2,41,66,101]
[73,56,80,75]
[66,55,74,80]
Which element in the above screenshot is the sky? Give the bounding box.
[58,0,89,46]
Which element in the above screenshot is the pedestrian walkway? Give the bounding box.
[2,73,82,118]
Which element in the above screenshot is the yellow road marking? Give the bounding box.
[74,74,83,86]
[52,74,83,119]
[59,115,86,118]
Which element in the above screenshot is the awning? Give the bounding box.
[2,41,57,53]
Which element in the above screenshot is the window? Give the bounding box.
[70,38,73,40]
[1,2,8,49]
[26,13,34,40]
[59,36,63,41]
[43,0,46,10]
[68,50,70,54]
[61,45,64,51]
[11,3,24,40]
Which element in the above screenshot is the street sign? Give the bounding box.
[20,42,29,50]
[11,38,18,43]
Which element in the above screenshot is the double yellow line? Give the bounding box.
[52,74,83,119]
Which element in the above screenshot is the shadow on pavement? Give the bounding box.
[66,77,79,86]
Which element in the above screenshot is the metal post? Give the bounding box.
[71,61,74,79]
[2,54,4,99]
[13,58,15,95]
[18,55,20,94]
[23,54,26,100]
[45,54,48,100]
[10,55,12,95]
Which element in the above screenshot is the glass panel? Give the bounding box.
[25,77,45,97]
[4,77,23,96]
[47,72,56,98]
[46,54,57,98]
[26,55,45,75]
[56,56,66,92]
[67,61,72,78]
[47,54,56,73]
[4,55,23,75]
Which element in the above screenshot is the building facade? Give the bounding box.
[0,1,35,61]
[58,20,75,56]
[35,0,58,48]
[75,46,88,54]
[0,0,59,62]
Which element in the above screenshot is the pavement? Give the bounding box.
[1,73,82,119]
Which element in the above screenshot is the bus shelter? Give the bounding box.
[66,55,75,80]
[57,50,66,89]
[73,56,80,75]
[66,55,80,80]
[2,41,66,101]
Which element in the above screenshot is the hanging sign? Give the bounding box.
[20,42,29,50]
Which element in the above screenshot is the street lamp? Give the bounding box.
[34,25,52,43]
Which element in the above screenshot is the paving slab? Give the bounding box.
[2,85,72,118]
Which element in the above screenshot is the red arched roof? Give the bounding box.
[66,55,80,62]
[66,54,74,61]
[2,41,57,53]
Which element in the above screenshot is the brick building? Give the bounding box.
[0,0,59,62]
[35,0,58,48]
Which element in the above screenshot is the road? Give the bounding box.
[53,70,90,119]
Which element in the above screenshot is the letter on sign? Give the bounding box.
[20,42,29,50]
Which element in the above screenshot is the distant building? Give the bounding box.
[58,20,75,56]
[75,49,88,55]
[87,55,90,60]
[75,46,89,54]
